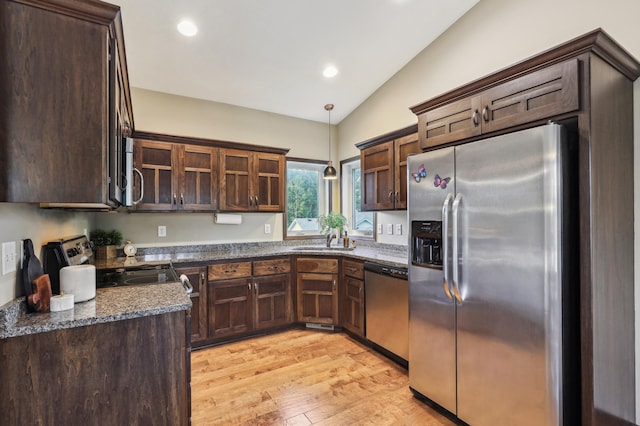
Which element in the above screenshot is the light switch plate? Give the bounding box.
[158,225,167,237]
[395,224,403,235]
[387,224,394,235]
[2,242,16,275]
[377,224,383,234]
[264,224,271,234]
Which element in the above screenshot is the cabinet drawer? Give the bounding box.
[297,257,339,274]
[208,261,252,280]
[342,259,364,279]
[253,258,291,276]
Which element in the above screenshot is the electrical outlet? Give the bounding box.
[264,224,271,234]
[158,225,167,237]
[2,242,16,275]
[377,223,383,234]
[387,224,394,235]
[395,224,403,235]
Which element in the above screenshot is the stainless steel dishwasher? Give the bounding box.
[364,262,409,363]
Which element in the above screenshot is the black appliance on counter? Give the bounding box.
[43,235,95,294]
[43,235,190,294]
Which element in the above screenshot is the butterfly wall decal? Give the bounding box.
[412,164,427,182]
[434,174,451,189]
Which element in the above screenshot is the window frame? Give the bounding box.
[283,157,332,240]
[340,155,375,241]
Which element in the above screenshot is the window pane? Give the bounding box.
[286,160,328,237]
[341,158,374,238]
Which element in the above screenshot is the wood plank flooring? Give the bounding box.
[191,329,455,425]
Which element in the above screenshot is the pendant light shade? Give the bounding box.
[323,103,338,180]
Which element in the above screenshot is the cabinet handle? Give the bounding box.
[249,195,254,206]
[333,280,336,290]
[388,191,393,201]
[248,282,251,290]
[346,267,357,273]
[482,106,490,122]
[254,195,259,205]
[472,109,479,126]
[173,193,177,205]
[255,282,259,292]
[180,193,184,205]
[395,191,399,201]
[224,269,237,274]
[201,272,205,281]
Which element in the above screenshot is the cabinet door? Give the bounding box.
[297,273,338,325]
[480,59,579,134]
[175,266,208,343]
[134,140,177,210]
[179,144,218,211]
[254,274,292,330]
[418,96,482,149]
[219,149,252,211]
[208,278,253,338]
[361,141,394,211]
[394,133,421,209]
[254,153,284,212]
[341,276,365,337]
[0,1,108,203]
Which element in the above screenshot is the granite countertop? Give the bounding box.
[0,282,191,339]
[96,242,409,270]
[2,240,406,340]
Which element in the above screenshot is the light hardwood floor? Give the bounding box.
[191,329,455,425]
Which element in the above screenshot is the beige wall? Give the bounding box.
[0,203,93,305]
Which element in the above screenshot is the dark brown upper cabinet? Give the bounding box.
[410,29,640,426]
[415,58,579,150]
[133,139,218,212]
[357,127,420,211]
[0,0,132,206]
[219,149,285,212]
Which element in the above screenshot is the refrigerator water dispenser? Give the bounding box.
[411,221,442,267]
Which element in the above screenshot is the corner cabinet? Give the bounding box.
[0,0,132,205]
[219,149,285,212]
[296,257,339,325]
[410,29,640,425]
[133,139,218,211]
[358,127,420,210]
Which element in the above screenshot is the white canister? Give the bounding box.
[60,264,96,302]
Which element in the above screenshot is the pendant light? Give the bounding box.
[323,103,337,180]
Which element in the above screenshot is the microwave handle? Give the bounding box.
[133,168,144,205]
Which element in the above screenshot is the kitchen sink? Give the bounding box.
[294,246,355,251]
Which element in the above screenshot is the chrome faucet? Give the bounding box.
[326,233,337,247]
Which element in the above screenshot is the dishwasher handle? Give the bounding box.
[364,262,408,280]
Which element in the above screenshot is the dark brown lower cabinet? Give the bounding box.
[296,257,339,325]
[0,311,190,425]
[341,258,365,337]
[205,257,293,342]
[255,274,291,330]
[175,265,208,343]
[208,277,253,338]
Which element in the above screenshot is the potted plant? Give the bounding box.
[318,212,348,246]
[90,229,123,259]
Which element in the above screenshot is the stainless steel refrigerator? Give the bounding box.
[407,123,578,425]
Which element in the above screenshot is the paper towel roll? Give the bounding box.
[50,293,74,312]
[60,264,96,302]
[214,213,242,224]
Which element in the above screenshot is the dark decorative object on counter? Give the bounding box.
[90,229,123,260]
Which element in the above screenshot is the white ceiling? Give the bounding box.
[110,0,479,124]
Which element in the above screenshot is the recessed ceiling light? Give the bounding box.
[177,19,198,37]
[323,65,338,78]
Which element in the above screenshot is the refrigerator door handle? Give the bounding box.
[451,192,463,303]
[442,193,454,301]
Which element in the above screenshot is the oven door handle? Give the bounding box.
[180,274,193,294]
